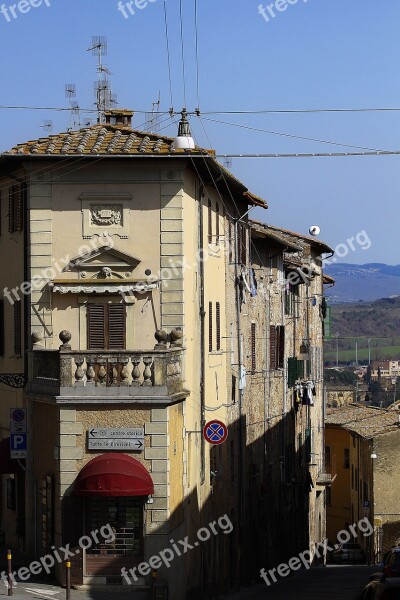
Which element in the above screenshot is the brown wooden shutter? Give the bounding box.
[8,187,15,233]
[277,325,285,369]
[13,300,21,356]
[108,304,125,349]
[209,302,213,352]
[216,302,221,351]
[208,199,212,244]
[15,185,23,232]
[0,300,4,356]
[216,203,220,245]
[87,304,105,349]
[251,322,256,372]
[269,325,277,369]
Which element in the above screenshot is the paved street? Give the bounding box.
[232,565,376,600]
[0,566,376,599]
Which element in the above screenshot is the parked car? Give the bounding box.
[359,575,400,599]
[370,548,400,582]
[332,541,365,564]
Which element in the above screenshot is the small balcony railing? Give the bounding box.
[316,455,336,486]
[27,330,187,401]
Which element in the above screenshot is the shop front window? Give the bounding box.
[86,496,143,559]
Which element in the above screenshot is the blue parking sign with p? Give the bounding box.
[10,433,27,458]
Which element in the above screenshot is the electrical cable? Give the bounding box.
[179,0,187,109]
[194,0,200,110]
[162,0,174,111]
[201,116,385,152]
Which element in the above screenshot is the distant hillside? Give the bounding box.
[324,263,400,303]
[330,297,400,339]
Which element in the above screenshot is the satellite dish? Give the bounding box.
[309,225,321,237]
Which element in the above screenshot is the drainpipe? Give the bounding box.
[233,205,255,588]
[198,184,206,485]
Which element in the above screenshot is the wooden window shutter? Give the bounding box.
[13,300,21,356]
[229,219,234,263]
[251,322,256,372]
[209,302,213,352]
[269,325,277,369]
[238,223,247,265]
[287,357,297,387]
[15,185,23,232]
[8,187,15,233]
[87,305,105,350]
[0,300,4,356]
[208,199,212,244]
[216,302,221,351]
[216,203,220,245]
[108,304,125,349]
[277,325,285,369]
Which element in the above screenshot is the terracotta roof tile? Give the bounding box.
[326,403,400,439]
[4,123,209,157]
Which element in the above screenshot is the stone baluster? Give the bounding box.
[74,356,85,387]
[86,357,96,387]
[142,356,153,386]
[97,360,107,386]
[110,360,119,387]
[120,358,131,387]
[131,357,141,386]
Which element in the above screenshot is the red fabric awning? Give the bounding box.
[74,453,154,497]
[0,438,23,474]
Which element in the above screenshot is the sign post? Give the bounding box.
[10,409,27,459]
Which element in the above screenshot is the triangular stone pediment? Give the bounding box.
[68,245,141,271]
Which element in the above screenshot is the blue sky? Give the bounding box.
[1,0,399,264]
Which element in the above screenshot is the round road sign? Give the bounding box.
[203,420,228,445]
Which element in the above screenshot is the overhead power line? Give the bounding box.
[200,116,385,152]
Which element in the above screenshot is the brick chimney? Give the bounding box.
[104,109,134,129]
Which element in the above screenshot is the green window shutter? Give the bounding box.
[288,357,297,387]
[324,306,332,340]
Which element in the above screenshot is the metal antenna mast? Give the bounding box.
[65,83,77,130]
[87,36,113,124]
[145,92,161,133]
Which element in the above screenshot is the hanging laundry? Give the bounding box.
[302,380,315,406]
[249,268,258,297]
[237,275,247,305]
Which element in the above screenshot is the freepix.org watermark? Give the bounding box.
[3,234,114,306]
[117,0,158,19]
[1,524,115,588]
[0,0,50,22]
[121,514,233,584]
[260,517,373,586]
[258,0,310,24]
[324,230,371,265]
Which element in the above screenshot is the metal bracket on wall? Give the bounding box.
[0,374,26,388]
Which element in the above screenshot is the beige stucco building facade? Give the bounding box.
[0,109,333,598]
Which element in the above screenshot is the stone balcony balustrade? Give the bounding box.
[27,329,188,404]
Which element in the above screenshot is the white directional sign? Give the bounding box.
[87,427,144,451]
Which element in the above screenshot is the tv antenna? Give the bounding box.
[88,36,113,123]
[145,92,161,133]
[65,83,78,130]
[40,120,53,134]
[223,157,233,170]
